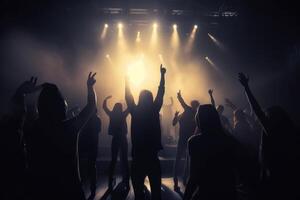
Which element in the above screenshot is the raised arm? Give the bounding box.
[154,64,166,110]
[208,89,216,107]
[72,72,97,132]
[177,90,190,110]
[10,77,41,127]
[102,96,112,116]
[125,76,136,111]
[225,98,237,111]
[172,111,180,126]
[123,107,130,117]
[238,73,270,134]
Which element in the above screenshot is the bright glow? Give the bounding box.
[118,23,123,29]
[158,54,164,63]
[150,23,158,47]
[106,54,110,58]
[185,25,198,52]
[205,56,221,73]
[171,24,180,49]
[126,59,145,87]
[101,24,109,39]
[208,33,225,50]
[136,31,141,42]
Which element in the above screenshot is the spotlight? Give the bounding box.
[153,23,158,28]
[205,56,209,60]
[106,54,110,58]
[104,24,108,28]
[136,31,141,42]
[194,25,198,29]
[118,23,123,29]
[173,24,177,29]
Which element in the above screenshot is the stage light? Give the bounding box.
[205,56,208,60]
[118,23,123,29]
[150,23,158,47]
[208,33,225,50]
[136,31,141,42]
[126,59,145,87]
[101,23,109,40]
[171,24,180,49]
[106,54,110,58]
[185,24,198,52]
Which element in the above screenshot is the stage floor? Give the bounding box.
[84,177,185,200]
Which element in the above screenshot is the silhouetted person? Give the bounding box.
[125,64,166,200]
[78,113,101,200]
[208,89,232,132]
[184,105,237,200]
[162,97,174,144]
[173,90,199,191]
[26,72,97,200]
[0,77,40,200]
[103,95,130,189]
[238,73,300,199]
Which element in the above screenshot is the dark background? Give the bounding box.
[1,0,300,123]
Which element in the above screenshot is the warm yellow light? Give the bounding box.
[105,24,109,28]
[136,31,141,42]
[205,56,209,60]
[194,25,198,29]
[126,59,145,87]
[150,23,158,47]
[106,54,110,58]
[171,24,180,49]
[118,23,123,29]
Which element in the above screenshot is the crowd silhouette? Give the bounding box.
[1,65,300,200]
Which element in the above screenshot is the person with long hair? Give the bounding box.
[26,72,97,200]
[173,90,199,192]
[125,64,166,200]
[103,95,129,189]
[238,72,300,199]
[184,105,237,200]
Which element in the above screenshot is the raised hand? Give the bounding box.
[177,90,181,99]
[238,73,249,87]
[175,111,179,116]
[87,72,97,87]
[208,89,213,95]
[17,76,40,95]
[160,64,166,75]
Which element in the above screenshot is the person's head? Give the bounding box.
[191,100,200,111]
[38,83,67,122]
[196,104,223,134]
[233,109,246,125]
[112,103,123,113]
[265,106,295,135]
[138,90,153,108]
[216,105,224,114]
